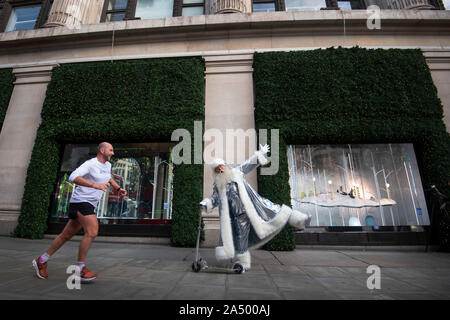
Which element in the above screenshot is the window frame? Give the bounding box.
[176,0,205,17]
[0,0,52,32]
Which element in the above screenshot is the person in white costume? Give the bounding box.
[200,144,311,271]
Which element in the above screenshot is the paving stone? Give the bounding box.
[178,271,227,287]
[1,237,449,300]
[225,287,282,300]
[314,276,370,293]
[131,269,185,286]
[226,273,276,290]
[299,266,350,278]
[279,288,342,300]
[270,274,327,291]
[167,284,226,300]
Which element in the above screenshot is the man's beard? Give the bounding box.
[213,166,234,191]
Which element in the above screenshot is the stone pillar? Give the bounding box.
[202,54,255,247]
[425,51,450,133]
[0,65,55,235]
[210,0,252,14]
[44,0,104,28]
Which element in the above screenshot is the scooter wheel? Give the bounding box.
[232,263,244,274]
[192,262,201,272]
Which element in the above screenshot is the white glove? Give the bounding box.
[259,144,270,155]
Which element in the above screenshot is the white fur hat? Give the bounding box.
[209,158,225,169]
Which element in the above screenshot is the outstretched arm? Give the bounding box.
[237,144,270,175]
[199,185,220,213]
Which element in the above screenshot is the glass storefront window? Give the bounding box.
[135,0,174,19]
[287,144,430,227]
[285,0,326,11]
[6,5,41,32]
[51,143,174,225]
[253,2,276,12]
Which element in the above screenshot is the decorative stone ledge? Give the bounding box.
[13,65,56,85]
[1,10,449,45]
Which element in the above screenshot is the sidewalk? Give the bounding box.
[0,236,449,300]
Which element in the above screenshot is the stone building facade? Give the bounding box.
[0,0,449,245]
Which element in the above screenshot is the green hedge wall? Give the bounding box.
[0,69,14,133]
[13,58,205,246]
[254,46,450,250]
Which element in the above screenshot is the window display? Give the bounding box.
[287,144,430,227]
[51,143,173,224]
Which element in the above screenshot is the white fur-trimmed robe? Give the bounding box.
[202,151,296,262]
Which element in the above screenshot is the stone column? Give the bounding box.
[425,50,450,133]
[44,0,104,28]
[210,0,252,14]
[0,65,55,235]
[202,54,255,247]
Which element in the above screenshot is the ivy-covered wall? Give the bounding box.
[13,58,205,246]
[0,68,14,133]
[254,47,450,250]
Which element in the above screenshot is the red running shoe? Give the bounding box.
[32,258,48,279]
[80,266,98,282]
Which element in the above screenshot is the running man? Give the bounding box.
[32,142,127,282]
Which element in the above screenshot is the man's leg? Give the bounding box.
[76,213,98,262]
[32,218,82,279]
[76,213,99,281]
[46,218,82,256]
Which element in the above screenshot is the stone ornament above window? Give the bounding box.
[211,0,252,14]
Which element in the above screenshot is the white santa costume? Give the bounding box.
[200,145,311,271]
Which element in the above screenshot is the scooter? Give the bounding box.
[191,207,245,274]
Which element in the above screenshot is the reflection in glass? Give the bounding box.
[52,143,174,224]
[106,12,126,21]
[337,1,352,10]
[182,6,204,16]
[7,5,41,32]
[285,0,326,11]
[253,3,276,12]
[135,0,174,19]
[108,0,128,10]
[287,144,430,227]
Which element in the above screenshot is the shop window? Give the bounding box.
[6,4,41,31]
[285,0,327,10]
[287,144,430,227]
[181,0,204,16]
[51,143,174,225]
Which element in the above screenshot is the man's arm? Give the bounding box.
[200,185,220,213]
[73,176,110,192]
[237,144,270,175]
[109,177,127,197]
[68,161,110,191]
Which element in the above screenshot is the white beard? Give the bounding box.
[213,166,234,191]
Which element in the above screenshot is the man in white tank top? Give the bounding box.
[32,142,127,282]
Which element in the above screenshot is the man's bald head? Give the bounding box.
[97,142,112,153]
[97,142,114,163]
